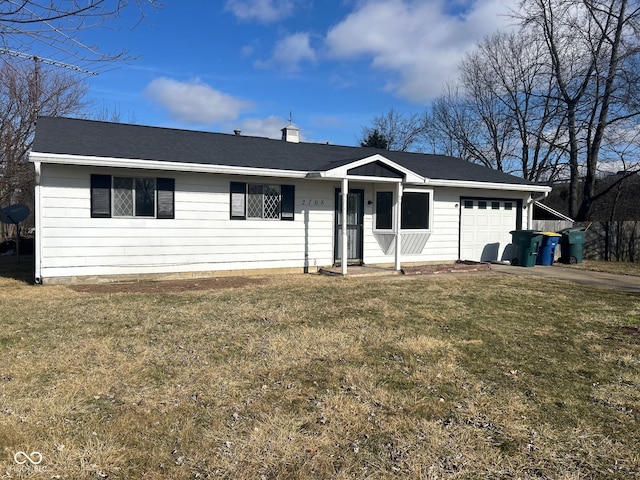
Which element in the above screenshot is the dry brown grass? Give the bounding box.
[1,267,639,479]
[562,259,640,276]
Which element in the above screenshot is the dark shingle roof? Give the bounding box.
[32,116,536,186]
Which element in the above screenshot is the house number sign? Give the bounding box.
[300,199,326,206]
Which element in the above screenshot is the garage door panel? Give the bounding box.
[460,199,517,262]
[461,216,475,227]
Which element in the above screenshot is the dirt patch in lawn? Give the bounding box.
[69,276,265,294]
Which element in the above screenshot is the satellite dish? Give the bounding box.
[0,204,30,224]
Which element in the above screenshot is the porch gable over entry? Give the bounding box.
[311,154,420,276]
[310,154,424,184]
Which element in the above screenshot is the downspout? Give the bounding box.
[527,191,549,229]
[33,161,42,284]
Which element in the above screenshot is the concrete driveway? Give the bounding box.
[491,263,640,294]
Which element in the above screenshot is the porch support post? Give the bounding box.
[394,182,403,271]
[341,177,349,276]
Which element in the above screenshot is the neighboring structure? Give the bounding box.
[532,201,574,233]
[541,174,640,262]
[30,117,551,284]
[543,173,640,222]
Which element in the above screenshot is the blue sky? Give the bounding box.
[41,0,518,146]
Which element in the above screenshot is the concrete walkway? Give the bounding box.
[490,263,640,294]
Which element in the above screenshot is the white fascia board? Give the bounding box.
[420,177,552,193]
[307,173,402,183]
[319,154,424,183]
[28,152,310,179]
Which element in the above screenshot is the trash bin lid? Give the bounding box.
[542,231,562,236]
[509,230,543,234]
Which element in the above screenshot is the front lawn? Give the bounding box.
[0,271,638,478]
[561,259,640,276]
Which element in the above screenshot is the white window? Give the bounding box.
[374,188,432,231]
[401,191,431,230]
[91,174,175,219]
[113,177,156,217]
[247,184,281,219]
[230,182,295,221]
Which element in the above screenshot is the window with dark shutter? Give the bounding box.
[156,178,175,219]
[281,184,295,220]
[92,174,175,219]
[91,174,112,218]
[230,182,247,219]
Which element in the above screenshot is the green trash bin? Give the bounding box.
[558,227,586,264]
[510,230,543,267]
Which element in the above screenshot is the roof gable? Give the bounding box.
[347,160,403,178]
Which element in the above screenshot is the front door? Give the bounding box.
[334,189,364,265]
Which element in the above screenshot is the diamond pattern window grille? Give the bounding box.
[246,184,280,219]
[113,177,133,216]
[263,185,280,219]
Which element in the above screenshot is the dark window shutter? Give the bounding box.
[281,184,295,220]
[91,174,111,218]
[230,182,246,219]
[156,178,175,219]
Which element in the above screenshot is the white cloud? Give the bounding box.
[324,0,517,103]
[144,77,254,124]
[224,0,295,23]
[256,32,317,71]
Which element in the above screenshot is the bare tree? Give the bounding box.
[92,101,138,124]
[517,0,640,220]
[0,58,87,230]
[0,0,160,70]
[470,31,569,182]
[0,0,160,239]
[360,108,427,152]
[428,31,569,181]
[430,79,518,172]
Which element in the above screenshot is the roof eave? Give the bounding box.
[421,178,552,193]
[29,151,555,193]
[29,152,310,179]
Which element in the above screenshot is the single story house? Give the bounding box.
[30,116,552,284]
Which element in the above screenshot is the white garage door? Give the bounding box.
[460,199,518,262]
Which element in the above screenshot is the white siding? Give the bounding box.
[360,186,529,265]
[37,164,335,280]
[36,163,534,280]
